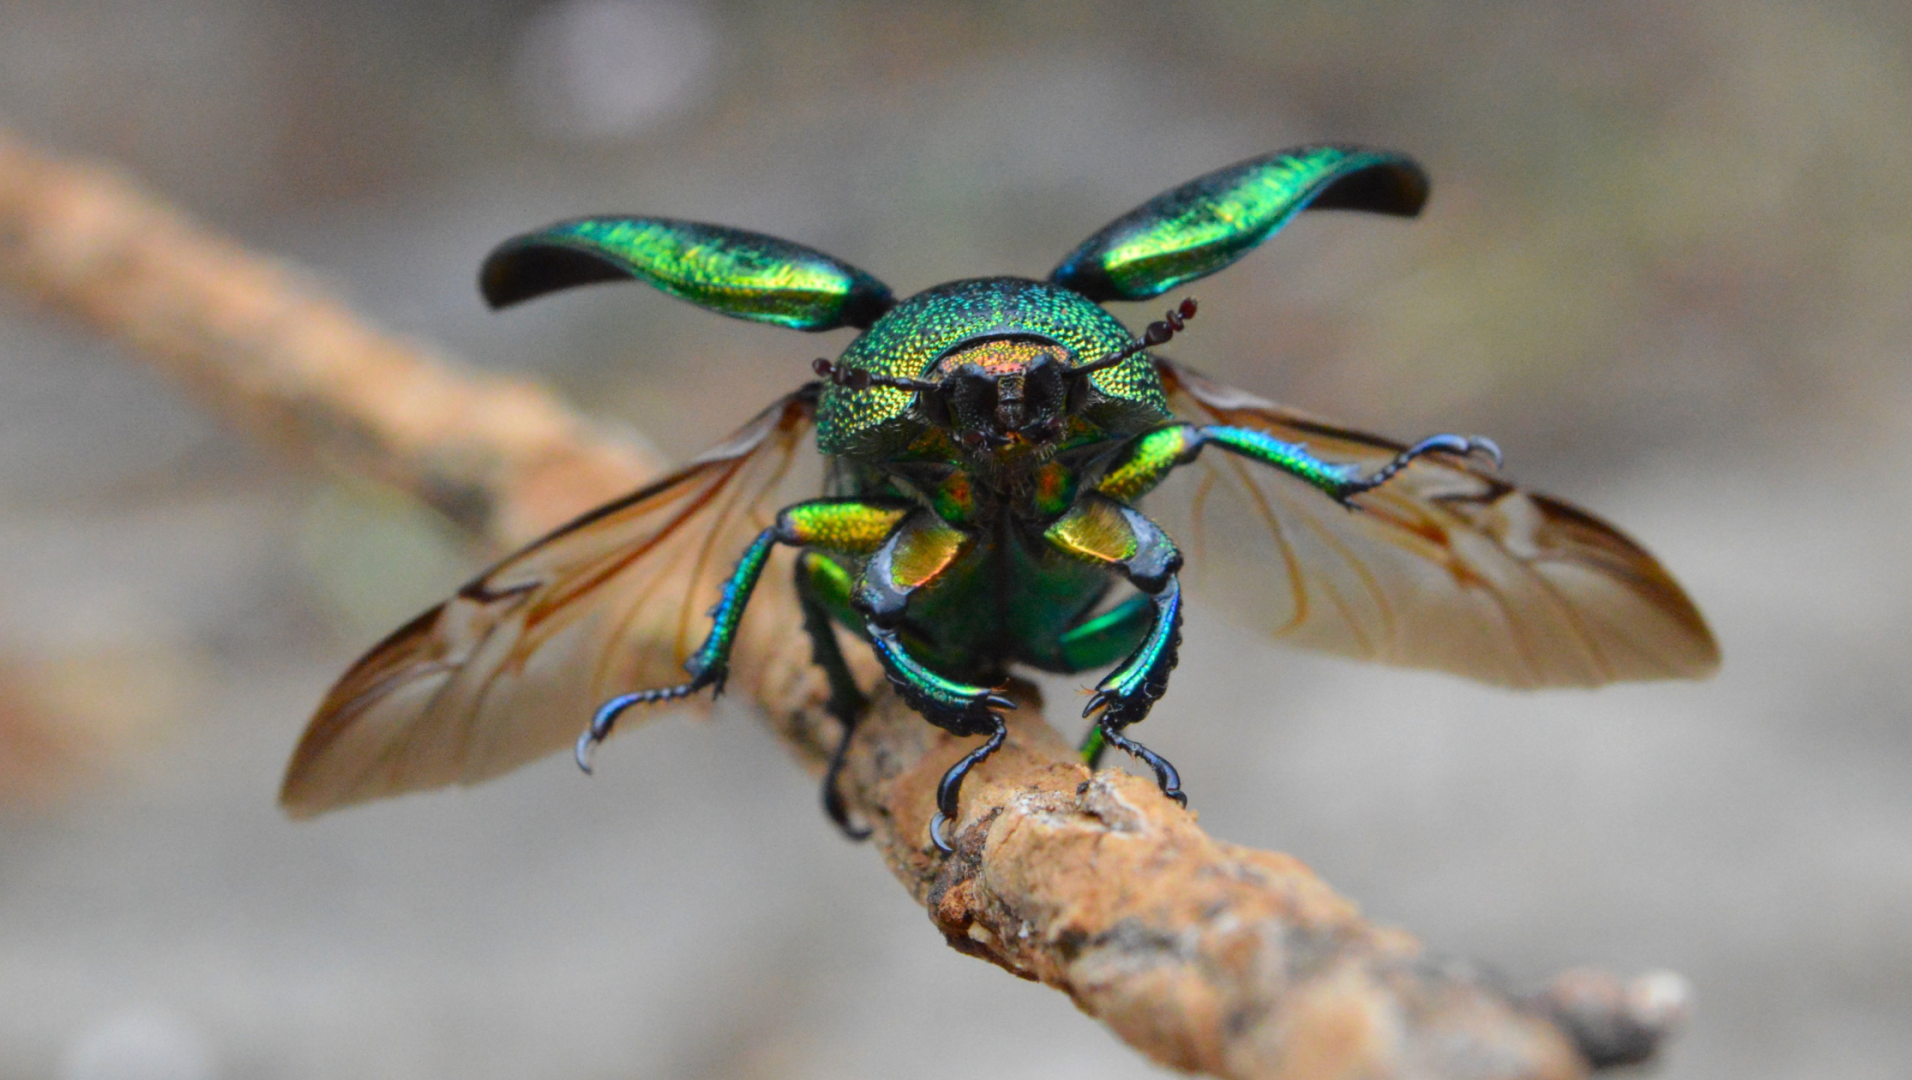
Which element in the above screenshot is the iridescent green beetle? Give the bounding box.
[282,146,1719,851]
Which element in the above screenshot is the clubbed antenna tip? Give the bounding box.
[1073,296,1199,379]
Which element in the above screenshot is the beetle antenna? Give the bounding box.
[812,357,938,394]
[1069,296,1197,380]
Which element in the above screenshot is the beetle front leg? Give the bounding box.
[1044,494,1187,805]
[856,513,1012,730]
[855,513,1014,852]
[578,499,908,773]
[869,620,1013,852]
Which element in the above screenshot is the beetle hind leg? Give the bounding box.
[796,552,872,840]
[1078,725,1109,769]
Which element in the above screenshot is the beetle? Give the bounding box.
[280,145,1719,851]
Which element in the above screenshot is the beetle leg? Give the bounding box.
[1328,434,1501,504]
[796,551,871,840]
[1055,594,1154,768]
[856,513,1011,728]
[1078,725,1110,769]
[1043,494,1187,804]
[578,499,908,773]
[1098,724,1184,804]
[1089,580,1184,804]
[865,624,1016,728]
[1198,426,1499,506]
[578,524,777,772]
[855,513,1015,853]
[1082,578,1186,805]
[1093,422,1498,510]
[928,711,1006,854]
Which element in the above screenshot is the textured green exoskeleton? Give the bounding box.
[521,146,1476,852]
[1051,146,1428,301]
[289,145,1719,849]
[481,217,894,330]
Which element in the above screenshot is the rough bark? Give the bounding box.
[0,126,1688,1079]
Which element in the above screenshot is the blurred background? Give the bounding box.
[2,1,1909,1078]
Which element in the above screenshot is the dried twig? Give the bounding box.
[0,126,1687,1079]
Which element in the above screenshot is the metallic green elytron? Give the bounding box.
[283,146,1719,851]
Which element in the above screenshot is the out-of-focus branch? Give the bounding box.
[0,128,653,546]
[0,126,1686,1079]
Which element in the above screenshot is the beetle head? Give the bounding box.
[922,338,1078,453]
[811,297,1196,461]
[818,339,1073,456]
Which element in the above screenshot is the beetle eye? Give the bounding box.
[944,368,999,430]
[1023,356,1066,414]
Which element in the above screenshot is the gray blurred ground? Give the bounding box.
[2,2,1910,1078]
